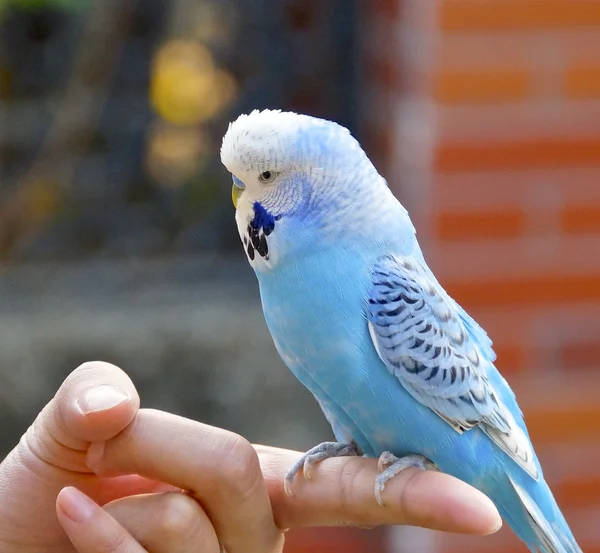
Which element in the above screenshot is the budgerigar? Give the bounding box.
[220,109,582,553]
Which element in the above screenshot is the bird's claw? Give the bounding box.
[303,456,316,480]
[377,450,398,472]
[375,452,437,507]
[283,474,294,497]
[284,440,362,496]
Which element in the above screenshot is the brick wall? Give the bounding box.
[285,527,387,553]
[363,1,600,552]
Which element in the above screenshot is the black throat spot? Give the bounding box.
[245,202,281,261]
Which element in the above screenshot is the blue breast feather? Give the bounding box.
[258,242,580,553]
[260,246,503,479]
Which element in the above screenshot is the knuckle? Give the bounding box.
[398,467,425,521]
[155,493,204,538]
[216,433,262,494]
[102,530,130,552]
[338,459,364,520]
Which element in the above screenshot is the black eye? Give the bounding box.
[258,170,277,183]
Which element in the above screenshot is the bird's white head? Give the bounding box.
[220,109,399,269]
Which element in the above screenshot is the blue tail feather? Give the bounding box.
[490,473,582,553]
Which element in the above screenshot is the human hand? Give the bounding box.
[0,362,502,553]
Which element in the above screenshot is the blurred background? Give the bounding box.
[1,0,599,551]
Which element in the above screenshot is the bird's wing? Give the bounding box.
[368,254,538,479]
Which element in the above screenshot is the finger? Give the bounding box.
[0,362,143,549]
[87,409,283,553]
[25,361,140,473]
[256,445,502,535]
[93,474,180,506]
[105,492,221,553]
[56,487,146,553]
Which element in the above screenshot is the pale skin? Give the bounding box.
[0,362,502,552]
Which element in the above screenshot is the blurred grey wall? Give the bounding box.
[0,255,333,457]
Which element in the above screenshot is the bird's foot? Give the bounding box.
[375,452,438,507]
[284,440,363,496]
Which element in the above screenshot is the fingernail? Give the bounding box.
[57,487,96,523]
[76,385,130,414]
[480,494,502,532]
[468,489,502,534]
[491,516,503,533]
[86,441,105,472]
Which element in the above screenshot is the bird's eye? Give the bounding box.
[258,170,277,184]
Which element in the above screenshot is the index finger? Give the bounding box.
[86,409,282,553]
[256,445,502,535]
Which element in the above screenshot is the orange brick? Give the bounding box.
[436,137,600,172]
[493,344,527,374]
[561,205,600,234]
[561,341,600,370]
[445,274,600,308]
[440,0,600,32]
[526,402,600,443]
[555,477,600,509]
[435,69,531,105]
[436,209,525,241]
[284,528,385,553]
[566,66,600,98]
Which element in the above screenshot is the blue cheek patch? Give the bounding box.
[243,201,282,261]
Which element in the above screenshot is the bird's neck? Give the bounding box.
[314,177,413,244]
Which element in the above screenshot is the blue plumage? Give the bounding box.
[221,109,582,553]
[251,202,279,235]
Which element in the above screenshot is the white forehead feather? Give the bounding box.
[220,109,352,175]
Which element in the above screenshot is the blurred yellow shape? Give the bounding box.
[146,123,207,187]
[23,178,61,224]
[151,39,237,125]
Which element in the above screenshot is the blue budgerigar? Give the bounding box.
[220,109,581,553]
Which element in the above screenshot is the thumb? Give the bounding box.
[0,362,140,548]
[24,361,140,472]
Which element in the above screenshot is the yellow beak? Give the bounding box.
[231,184,243,209]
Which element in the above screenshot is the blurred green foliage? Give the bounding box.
[0,0,83,20]
[0,0,82,8]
